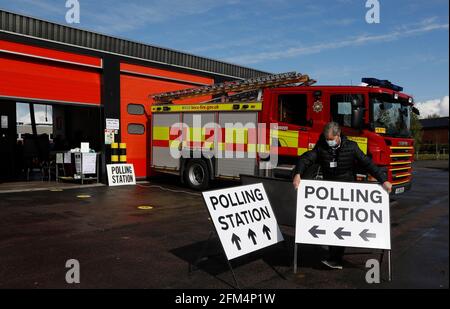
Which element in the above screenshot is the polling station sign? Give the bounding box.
[202,183,284,260]
[107,164,136,186]
[295,180,391,250]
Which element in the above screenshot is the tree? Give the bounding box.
[426,113,441,119]
[411,112,423,152]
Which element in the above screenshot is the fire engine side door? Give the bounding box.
[270,91,312,158]
[323,91,368,154]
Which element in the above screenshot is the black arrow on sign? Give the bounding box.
[334,227,351,240]
[248,229,257,245]
[231,234,241,250]
[360,229,377,242]
[309,225,326,238]
[262,225,271,240]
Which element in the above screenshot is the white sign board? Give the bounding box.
[64,152,72,164]
[106,118,120,130]
[82,153,97,174]
[105,129,115,145]
[202,183,284,261]
[1,115,8,129]
[80,142,90,153]
[56,153,64,164]
[107,164,136,186]
[295,180,390,250]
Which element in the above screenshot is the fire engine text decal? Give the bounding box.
[151,103,262,113]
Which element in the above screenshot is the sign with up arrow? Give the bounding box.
[295,180,391,250]
[202,183,284,260]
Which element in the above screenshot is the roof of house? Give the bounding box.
[420,117,449,129]
[0,9,270,80]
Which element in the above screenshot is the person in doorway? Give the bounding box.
[293,122,392,270]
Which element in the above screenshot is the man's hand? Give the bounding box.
[382,181,393,193]
[293,174,301,190]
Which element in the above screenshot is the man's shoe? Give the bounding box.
[321,260,343,270]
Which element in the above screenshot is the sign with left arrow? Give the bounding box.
[202,183,284,260]
[295,180,391,250]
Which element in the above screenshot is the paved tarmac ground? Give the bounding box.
[0,161,448,289]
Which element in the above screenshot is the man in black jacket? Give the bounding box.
[293,122,392,269]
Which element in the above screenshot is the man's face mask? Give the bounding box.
[326,136,340,148]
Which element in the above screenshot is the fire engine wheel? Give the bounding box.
[185,159,210,191]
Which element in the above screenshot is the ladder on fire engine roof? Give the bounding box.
[152,72,316,104]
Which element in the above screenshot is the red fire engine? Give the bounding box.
[150,72,417,195]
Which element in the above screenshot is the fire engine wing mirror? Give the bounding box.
[351,107,365,130]
[412,106,421,116]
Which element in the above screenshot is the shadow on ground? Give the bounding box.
[169,232,344,287]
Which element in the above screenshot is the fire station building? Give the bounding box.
[0,10,268,184]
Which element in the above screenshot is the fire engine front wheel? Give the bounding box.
[185,159,210,191]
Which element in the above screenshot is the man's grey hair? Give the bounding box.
[323,122,341,137]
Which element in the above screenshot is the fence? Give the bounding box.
[415,143,449,160]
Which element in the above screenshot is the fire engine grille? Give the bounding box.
[389,146,414,185]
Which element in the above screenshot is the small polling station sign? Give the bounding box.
[107,164,136,187]
[202,183,284,261]
[295,180,391,250]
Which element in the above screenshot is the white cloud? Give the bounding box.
[325,18,357,27]
[16,104,52,124]
[1,0,240,34]
[416,96,449,118]
[4,0,66,15]
[17,111,52,124]
[81,0,240,34]
[224,18,449,64]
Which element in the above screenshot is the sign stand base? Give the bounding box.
[189,231,240,289]
[380,249,393,282]
[293,244,392,282]
[189,231,287,289]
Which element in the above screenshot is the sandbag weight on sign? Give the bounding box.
[119,143,127,163]
[111,143,119,163]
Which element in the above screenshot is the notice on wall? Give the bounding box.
[105,129,115,145]
[295,180,391,250]
[82,153,97,174]
[106,118,120,131]
[56,153,64,164]
[1,115,8,129]
[64,152,72,164]
[202,183,284,261]
[107,164,136,186]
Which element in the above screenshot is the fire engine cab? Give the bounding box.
[150,72,417,195]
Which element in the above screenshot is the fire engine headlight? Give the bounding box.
[394,93,399,100]
[408,97,414,104]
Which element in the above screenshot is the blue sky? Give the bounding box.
[1,0,449,117]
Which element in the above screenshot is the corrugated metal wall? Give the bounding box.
[0,10,269,79]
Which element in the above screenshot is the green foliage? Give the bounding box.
[411,112,423,151]
[426,113,441,119]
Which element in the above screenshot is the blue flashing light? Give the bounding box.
[362,78,404,92]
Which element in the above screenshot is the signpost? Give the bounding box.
[202,183,284,260]
[200,183,284,287]
[294,180,391,280]
[106,164,136,186]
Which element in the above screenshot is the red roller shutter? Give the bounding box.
[0,40,101,105]
[120,63,214,178]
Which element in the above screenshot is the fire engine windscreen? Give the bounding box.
[371,94,411,137]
